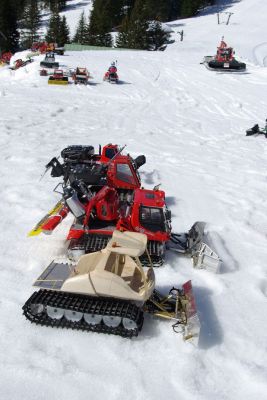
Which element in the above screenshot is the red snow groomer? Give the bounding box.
[203,37,246,71]
[103,63,119,83]
[31,42,65,55]
[28,144,220,272]
[73,67,90,85]
[48,69,69,85]
[0,51,12,66]
[10,57,33,70]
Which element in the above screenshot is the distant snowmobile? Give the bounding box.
[246,120,267,138]
[103,62,119,83]
[202,37,246,72]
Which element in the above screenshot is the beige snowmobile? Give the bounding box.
[23,230,200,343]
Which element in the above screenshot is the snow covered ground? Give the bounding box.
[1,0,267,399]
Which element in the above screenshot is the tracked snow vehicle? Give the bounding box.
[202,37,246,72]
[48,69,69,85]
[73,67,90,84]
[246,120,267,138]
[40,52,59,69]
[29,144,220,272]
[10,58,33,70]
[23,230,200,343]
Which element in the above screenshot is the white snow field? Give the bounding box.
[1,0,267,399]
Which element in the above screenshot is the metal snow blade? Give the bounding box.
[180,280,200,345]
[146,280,200,345]
[167,222,221,273]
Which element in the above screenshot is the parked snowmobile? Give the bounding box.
[73,67,90,85]
[23,230,200,343]
[40,52,59,69]
[29,144,221,272]
[202,37,246,72]
[48,69,69,85]
[103,63,119,83]
[246,120,267,138]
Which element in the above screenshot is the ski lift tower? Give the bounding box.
[217,12,234,25]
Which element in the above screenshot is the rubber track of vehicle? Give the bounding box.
[23,289,144,338]
[69,235,165,267]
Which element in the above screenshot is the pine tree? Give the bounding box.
[42,0,66,12]
[73,11,88,44]
[180,0,202,18]
[20,0,41,49]
[58,15,70,46]
[148,21,170,51]
[87,0,112,47]
[45,9,61,43]
[116,14,130,48]
[0,0,20,52]
[117,0,150,50]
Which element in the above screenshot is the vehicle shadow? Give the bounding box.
[145,282,223,348]
[194,286,224,349]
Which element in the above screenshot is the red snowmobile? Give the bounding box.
[29,144,220,272]
[103,63,119,83]
[202,37,246,71]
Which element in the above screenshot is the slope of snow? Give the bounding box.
[1,1,267,399]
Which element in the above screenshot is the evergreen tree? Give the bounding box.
[0,0,20,52]
[73,11,88,44]
[20,0,41,49]
[58,16,70,46]
[87,0,112,47]
[45,9,61,43]
[116,14,130,48]
[42,0,67,12]
[148,21,170,51]
[117,0,149,50]
[180,0,203,18]
[142,0,170,21]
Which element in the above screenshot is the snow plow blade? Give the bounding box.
[167,222,221,273]
[48,78,68,85]
[181,281,200,344]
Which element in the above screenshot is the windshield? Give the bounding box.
[140,206,165,232]
[116,163,136,185]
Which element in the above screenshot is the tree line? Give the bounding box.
[0,0,215,52]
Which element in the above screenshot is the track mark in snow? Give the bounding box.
[51,107,65,117]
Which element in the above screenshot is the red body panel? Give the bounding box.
[42,205,69,233]
[215,39,234,62]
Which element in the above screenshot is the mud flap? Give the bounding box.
[181,280,200,345]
